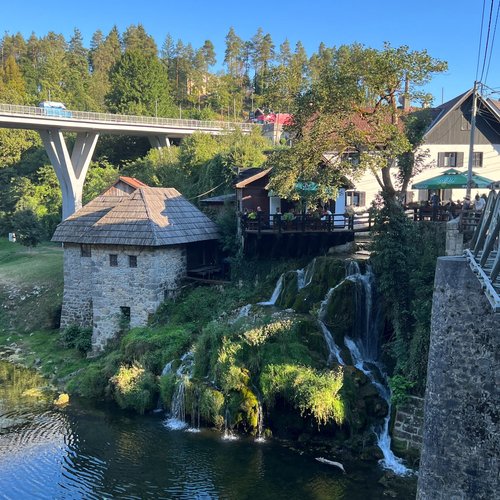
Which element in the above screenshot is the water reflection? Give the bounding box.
[0,361,406,499]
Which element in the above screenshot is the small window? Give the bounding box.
[80,244,91,257]
[341,151,360,166]
[444,152,457,167]
[109,254,118,267]
[128,255,137,268]
[346,191,366,207]
[461,115,471,131]
[120,306,131,331]
[473,152,483,168]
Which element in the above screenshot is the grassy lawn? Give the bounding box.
[0,238,87,385]
[0,238,63,335]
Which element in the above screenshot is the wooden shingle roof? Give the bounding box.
[52,187,219,247]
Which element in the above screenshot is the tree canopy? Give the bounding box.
[268,43,447,201]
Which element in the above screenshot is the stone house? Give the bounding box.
[52,182,219,350]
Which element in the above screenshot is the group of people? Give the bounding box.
[429,192,488,221]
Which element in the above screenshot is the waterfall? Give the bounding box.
[258,275,283,306]
[161,360,173,377]
[253,389,266,442]
[317,284,347,366]
[343,263,410,475]
[297,258,316,290]
[165,352,194,431]
[222,407,238,440]
[235,304,252,320]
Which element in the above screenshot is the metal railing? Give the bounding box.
[464,190,500,312]
[0,102,256,132]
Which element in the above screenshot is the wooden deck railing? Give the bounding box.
[464,191,500,312]
[242,211,375,234]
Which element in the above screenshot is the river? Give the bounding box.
[0,361,415,499]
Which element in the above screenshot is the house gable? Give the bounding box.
[425,94,500,146]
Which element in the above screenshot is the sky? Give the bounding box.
[2,0,499,106]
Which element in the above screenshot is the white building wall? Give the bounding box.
[348,143,500,207]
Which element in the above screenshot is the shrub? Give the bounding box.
[120,327,191,374]
[10,209,45,247]
[76,364,108,399]
[199,386,225,428]
[261,364,345,427]
[61,325,93,355]
[389,375,416,408]
[159,373,176,411]
[110,363,157,414]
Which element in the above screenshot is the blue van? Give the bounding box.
[38,101,72,118]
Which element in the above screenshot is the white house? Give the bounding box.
[345,90,500,207]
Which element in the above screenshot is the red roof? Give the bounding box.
[119,176,148,188]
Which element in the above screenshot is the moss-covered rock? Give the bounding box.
[293,257,347,313]
[324,279,356,364]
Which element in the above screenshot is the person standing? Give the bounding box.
[474,194,486,211]
[430,191,441,221]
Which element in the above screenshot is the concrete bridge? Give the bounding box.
[0,103,257,218]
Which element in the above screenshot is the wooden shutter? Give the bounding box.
[437,152,444,167]
[359,192,366,207]
[456,152,464,168]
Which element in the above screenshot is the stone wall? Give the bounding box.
[392,395,424,454]
[61,243,186,350]
[445,217,463,256]
[417,256,499,500]
[60,244,93,328]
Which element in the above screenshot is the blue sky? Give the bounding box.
[2,0,498,105]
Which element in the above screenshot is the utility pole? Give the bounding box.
[466,81,479,199]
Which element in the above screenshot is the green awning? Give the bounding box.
[412,168,494,190]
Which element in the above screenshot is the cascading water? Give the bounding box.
[255,399,265,443]
[161,360,173,377]
[258,275,283,306]
[297,258,316,290]
[165,352,194,431]
[317,283,347,366]
[222,407,238,440]
[344,262,410,475]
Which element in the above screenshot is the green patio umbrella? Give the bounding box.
[412,168,494,189]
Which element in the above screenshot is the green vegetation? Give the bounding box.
[261,364,344,426]
[371,201,445,398]
[110,363,157,414]
[61,325,93,355]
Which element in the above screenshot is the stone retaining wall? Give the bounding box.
[392,395,424,453]
[417,256,499,500]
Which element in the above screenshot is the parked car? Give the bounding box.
[38,101,72,118]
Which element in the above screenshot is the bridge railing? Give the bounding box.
[464,190,500,312]
[0,102,256,132]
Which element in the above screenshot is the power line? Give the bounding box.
[476,0,487,81]
[479,0,496,83]
[484,0,500,85]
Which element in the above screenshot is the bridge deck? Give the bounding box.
[0,103,256,136]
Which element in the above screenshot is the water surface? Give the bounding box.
[0,361,413,499]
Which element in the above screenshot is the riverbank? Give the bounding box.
[0,237,418,496]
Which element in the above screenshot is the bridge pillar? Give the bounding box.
[148,135,171,149]
[40,130,99,220]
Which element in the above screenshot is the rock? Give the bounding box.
[383,489,398,497]
[54,393,70,406]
